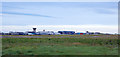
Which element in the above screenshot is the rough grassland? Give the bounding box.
[2,35,119,55]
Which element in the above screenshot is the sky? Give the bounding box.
[1,2,118,33]
[1,0,119,2]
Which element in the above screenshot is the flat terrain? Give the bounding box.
[1,35,118,39]
[2,35,119,55]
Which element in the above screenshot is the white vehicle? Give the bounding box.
[38,31,54,35]
[28,33,34,35]
[54,32,61,35]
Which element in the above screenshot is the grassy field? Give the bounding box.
[2,35,119,55]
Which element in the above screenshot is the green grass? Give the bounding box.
[2,45,118,55]
[2,35,119,55]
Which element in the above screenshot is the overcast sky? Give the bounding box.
[1,0,119,2]
[1,2,118,33]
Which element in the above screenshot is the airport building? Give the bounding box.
[0,28,110,35]
[58,31,75,35]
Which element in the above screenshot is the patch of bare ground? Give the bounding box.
[72,42,102,46]
[72,42,88,45]
[59,42,89,46]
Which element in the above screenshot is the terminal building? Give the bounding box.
[58,31,75,35]
[0,28,106,35]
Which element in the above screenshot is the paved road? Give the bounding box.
[1,35,81,38]
[1,35,117,39]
